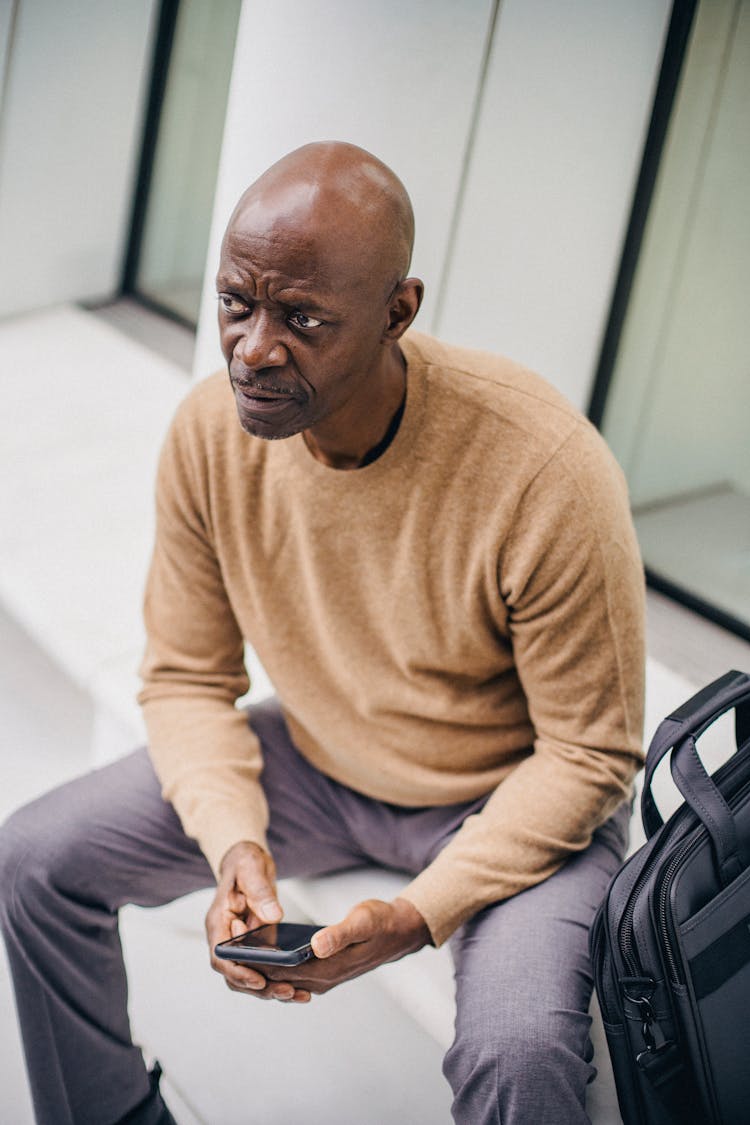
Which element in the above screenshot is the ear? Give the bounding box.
[383,278,424,341]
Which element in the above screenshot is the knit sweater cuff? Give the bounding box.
[398,869,491,949]
[188,799,270,880]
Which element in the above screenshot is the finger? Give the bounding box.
[236,858,283,924]
[271,983,295,1001]
[245,887,282,923]
[225,979,272,999]
[278,989,312,1004]
[224,973,296,1000]
[227,980,311,1003]
[227,888,247,915]
[210,951,268,992]
[222,964,268,991]
[205,889,248,947]
[267,981,313,1003]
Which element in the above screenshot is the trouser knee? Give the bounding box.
[0,808,37,927]
[444,1012,592,1123]
[0,798,79,931]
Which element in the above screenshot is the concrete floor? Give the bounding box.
[635,486,750,631]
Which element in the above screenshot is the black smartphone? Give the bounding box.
[214,922,323,966]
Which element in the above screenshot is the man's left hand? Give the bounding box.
[260,896,431,999]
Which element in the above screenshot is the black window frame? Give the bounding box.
[586,0,750,643]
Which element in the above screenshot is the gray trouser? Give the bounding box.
[0,700,628,1125]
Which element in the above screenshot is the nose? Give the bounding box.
[235,309,287,370]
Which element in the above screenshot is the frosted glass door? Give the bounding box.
[135,0,241,324]
[601,0,750,631]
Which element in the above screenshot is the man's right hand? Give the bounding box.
[206,841,311,1004]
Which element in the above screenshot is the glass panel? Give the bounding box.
[602,0,750,630]
[135,0,242,324]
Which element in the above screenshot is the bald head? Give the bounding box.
[216,143,424,458]
[225,142,415,297]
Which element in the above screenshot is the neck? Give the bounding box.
[302,345,407,469]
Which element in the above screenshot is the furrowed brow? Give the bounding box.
[215,273,248,291]
[276,291,336,316]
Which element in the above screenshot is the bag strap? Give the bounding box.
[641,670,750,840]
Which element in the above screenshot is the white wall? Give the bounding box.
[435,0,673,410]
[193,0,497,379]
[194,0,671,414]
[0,0,158,318]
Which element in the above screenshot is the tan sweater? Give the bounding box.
[139,331,645,946]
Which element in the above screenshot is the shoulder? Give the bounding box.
[403,330,617,487]
[164,370,260,464]
[169,370,235,442]
[157,371,266,506]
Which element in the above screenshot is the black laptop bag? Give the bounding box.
[590,669,750,1124]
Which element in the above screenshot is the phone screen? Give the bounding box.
[215,922,323,965]
[226,923,321,952]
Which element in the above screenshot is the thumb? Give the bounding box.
[312,901,379,958]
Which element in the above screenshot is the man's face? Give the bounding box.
[217,202,393,441]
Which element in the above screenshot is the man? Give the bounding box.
[0,142,644,1124]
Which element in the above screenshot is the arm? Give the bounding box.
[140,405,430,1001]
[138,403,269,875]
[141,408,297,990]
[140,406,429,1004]
[399,424,646,946]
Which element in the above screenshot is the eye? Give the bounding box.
[218,293,249,316]
[288,311,323,330]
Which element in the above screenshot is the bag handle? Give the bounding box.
[669,735,746,885]
[641,670,750,843]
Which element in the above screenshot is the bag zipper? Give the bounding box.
[619,831,689,976]
[657,840,694,984]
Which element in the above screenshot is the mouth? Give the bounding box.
[234,383,293,399]
[232,382,302,419]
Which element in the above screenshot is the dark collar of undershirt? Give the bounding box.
[357,387,407,468]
